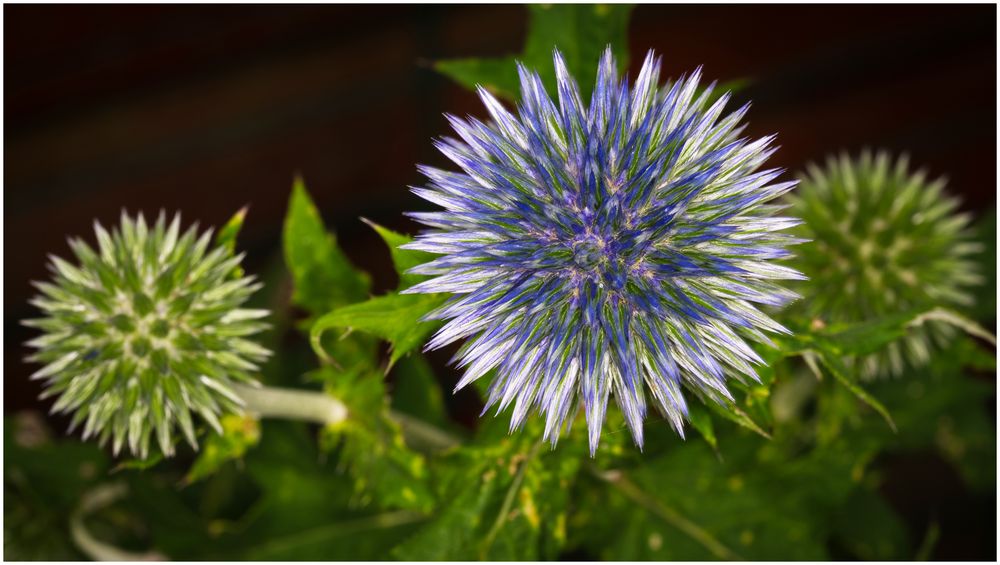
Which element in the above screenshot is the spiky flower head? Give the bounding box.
[787,150,981,379]
[24,212,270,458]
[403,49,803,454]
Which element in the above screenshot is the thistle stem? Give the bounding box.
[231,382,348,425]
[230,383,462,451]
[388,410,462,451]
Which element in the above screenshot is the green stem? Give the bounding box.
[389,410,462,451]
[480,439,545,558]
[231,383,461,451]
[71,483,167,561]
[593,467,743,561]
[231,383,348,425]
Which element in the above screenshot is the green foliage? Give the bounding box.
[283,177,370,317]
[320,368,436,513]
[311,293,446,370]
[185,414,261,484]
[684,404,718,451]
[283,179,376,373]
[4,415,108,560]
[361,219,437,290]
[972,208,996,320]
[436,4,634,101]
[390,354,451,429]
[310,222,447,370]
[215,206,248,278]
[830,489,911,560]
[574,429,886,560]
[394,429,584,560]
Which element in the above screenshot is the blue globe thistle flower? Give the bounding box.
[24,212,270,458]
[404,49,803,454]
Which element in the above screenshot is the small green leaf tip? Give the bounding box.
[787,150,983,379]
[24,210,271,459]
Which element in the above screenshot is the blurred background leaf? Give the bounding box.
[436,4,634,101]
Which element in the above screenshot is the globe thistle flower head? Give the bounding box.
[24,211,270,458]
[403,49,803,454]
[788,150,982,379]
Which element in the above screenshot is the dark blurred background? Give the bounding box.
[4,3,996,559]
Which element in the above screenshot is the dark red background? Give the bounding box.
[4,4,996,559]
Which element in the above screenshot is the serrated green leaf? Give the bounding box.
[282,178,369,317]
[361,219,437,290]
[311,293,446,370]
[436,4,634,101]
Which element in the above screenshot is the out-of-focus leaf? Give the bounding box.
[865,339,997,491]
[185,414,261,484]
[815,348,896,432]
[436,5,634,101]
[282,177,369,317]
[111,452,165,473]
[435,57,520,100]
[817,308,926,357]
[686,404,718,451]
[972,207,996,323]
[776,305,996,362]
[831,489,911,560]
[311,293,446,370]
[702,394,771,439]
[391,353,450,429]
[215,206,247,254]
[125,422,422,560]
[4,414,109,560]
[771,307,995,436]
[393,431,583,560]
[577,434,881,560]
[191,422,424,560]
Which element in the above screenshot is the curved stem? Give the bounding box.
[71,483,166,561]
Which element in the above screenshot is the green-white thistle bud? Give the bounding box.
[24,212,271,458]
[787,151,982,379]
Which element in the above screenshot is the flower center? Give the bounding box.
[572,239,604,270]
